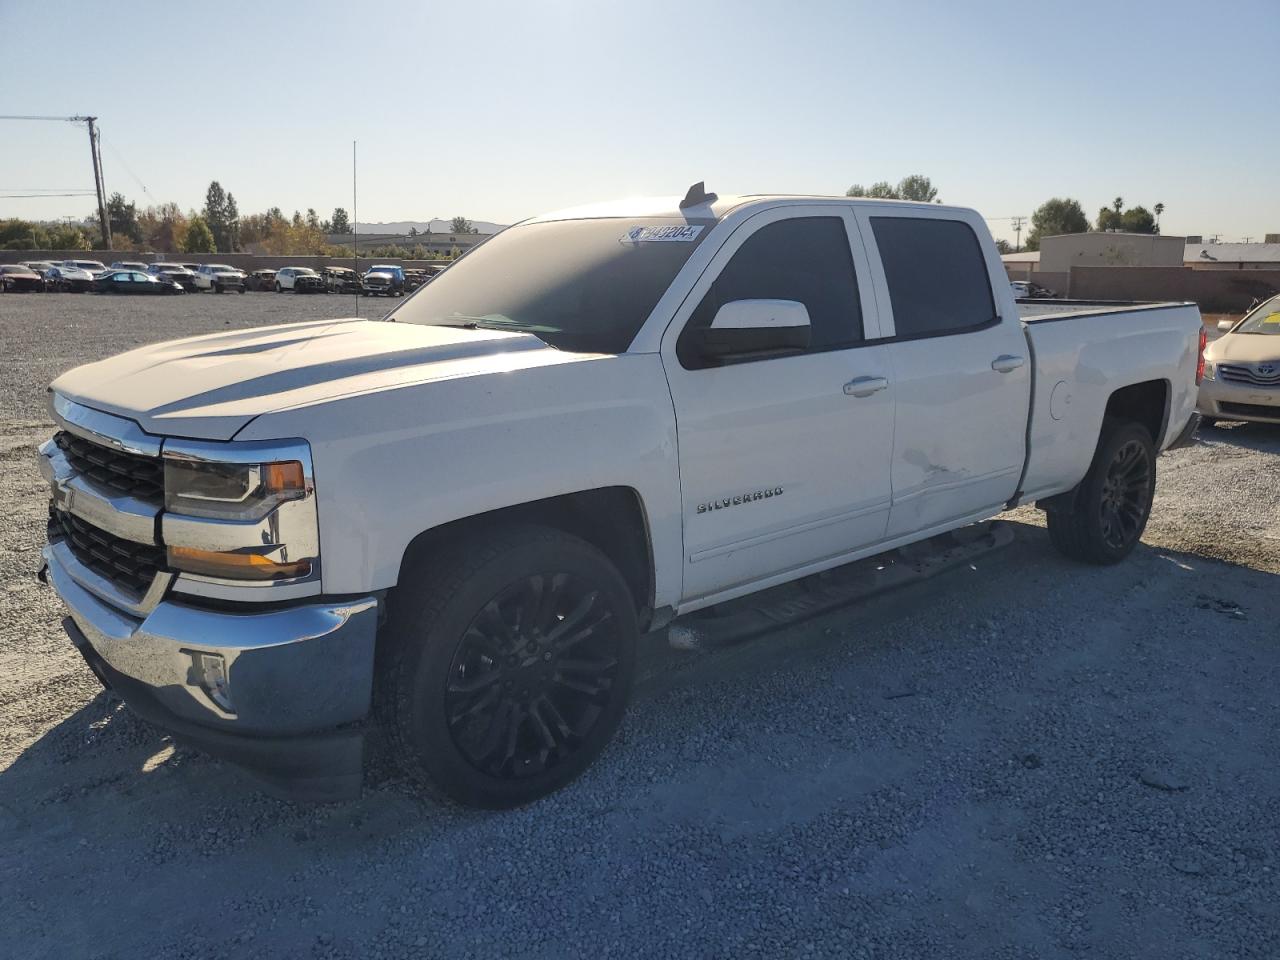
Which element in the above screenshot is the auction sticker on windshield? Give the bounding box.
[621,225,704,243]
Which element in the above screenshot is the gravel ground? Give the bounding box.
[1,292,1278,960]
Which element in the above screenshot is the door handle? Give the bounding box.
[843,376,889,397]
[991,355,1025,374]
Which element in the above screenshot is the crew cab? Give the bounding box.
[37,186,1203,808]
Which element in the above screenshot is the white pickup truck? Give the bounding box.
[38,186,1204,807]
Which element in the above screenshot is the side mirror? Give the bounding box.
[695,299,811,362]
[1217,319,1235,333]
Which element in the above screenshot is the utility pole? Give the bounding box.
[0,114,111,248]
[1011,216,1025,252]
[85,118,111,249]
[352,140,359,315]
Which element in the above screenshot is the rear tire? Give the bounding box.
[1046,418,1156,565]
[377,524,637,808]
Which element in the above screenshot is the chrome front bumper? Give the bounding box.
[43,540,378,736]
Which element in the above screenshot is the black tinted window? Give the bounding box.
[679,217,862,367]
[870,217,995,337]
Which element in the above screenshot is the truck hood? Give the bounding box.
[51,318,597,441]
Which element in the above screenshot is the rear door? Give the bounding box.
[661,206,896,605]
[855,208,1031,538]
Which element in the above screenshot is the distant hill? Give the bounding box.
[353,219,505,235]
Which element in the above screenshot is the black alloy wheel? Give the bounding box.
[1097,438,1153,551]
[1046,418,1156,565]
[379,525,638,808]
[444,572,622,781]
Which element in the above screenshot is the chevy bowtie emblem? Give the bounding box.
[696,487,784,514]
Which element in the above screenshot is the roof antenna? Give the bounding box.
[679,181,717,209]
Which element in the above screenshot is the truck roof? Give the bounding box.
[528,193,977,224]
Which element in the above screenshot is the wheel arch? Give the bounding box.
[396,486,657,629]
[1104,378,1170,447]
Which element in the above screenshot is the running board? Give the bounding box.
[668,520,1015,649]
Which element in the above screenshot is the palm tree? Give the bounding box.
[1154,202,1165,233]
[1113,197,1124,213]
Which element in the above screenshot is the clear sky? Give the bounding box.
[2,0,1277,244]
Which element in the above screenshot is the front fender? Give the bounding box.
[236,353,684,609]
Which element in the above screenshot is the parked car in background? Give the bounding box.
[322,266,361,293]
[147,263,199,291]
[110,261,150,273]
[0,263,45,292]
[19,260,58,282]
[194,264,247,293]
[64,259,109,279]
[245,269,277,292]
[179,262,203,274]
[275,266,324,293]
[1199,293,1280,426]
[361,264,405,296]
[1010,280,1057,299]
[403,269,428,292]
[94,270,184,295]
[48,262,100,292]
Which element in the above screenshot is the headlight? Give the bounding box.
[164,459,306,520]
[162,451,317,586]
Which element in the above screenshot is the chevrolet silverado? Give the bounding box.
[38,185,1204,807]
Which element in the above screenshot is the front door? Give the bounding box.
[661,207,896,605]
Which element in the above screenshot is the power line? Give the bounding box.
[0,191,97,199]
[99,134,152,199]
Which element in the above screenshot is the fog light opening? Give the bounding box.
[187,650,235,714]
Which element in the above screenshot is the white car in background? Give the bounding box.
[274,266,324,292]
[193,263,247,293]
[51,260,107,292]
[1199,294,1280,425]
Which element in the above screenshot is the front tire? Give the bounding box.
[378,525,638,808]
[1046,419,1156,565]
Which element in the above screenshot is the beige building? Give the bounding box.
[1037,232,1185,272]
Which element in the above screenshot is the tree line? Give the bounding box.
[1016,196,1166,252]
[845,175,1166,253]
[0,180,479,258]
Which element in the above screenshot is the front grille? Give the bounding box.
[50,508,166,597]
[1217,363,1280,387]
[1218,401,1280,421]
[54,431,164,505]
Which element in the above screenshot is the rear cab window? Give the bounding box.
[869,217,995,338]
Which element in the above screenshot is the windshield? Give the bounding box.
[74,261,104,270]
[1233,295,1280,335]
[390,218,712,353]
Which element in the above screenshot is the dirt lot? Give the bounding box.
[2,292,1278,959]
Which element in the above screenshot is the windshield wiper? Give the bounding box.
[431,316,556,346]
